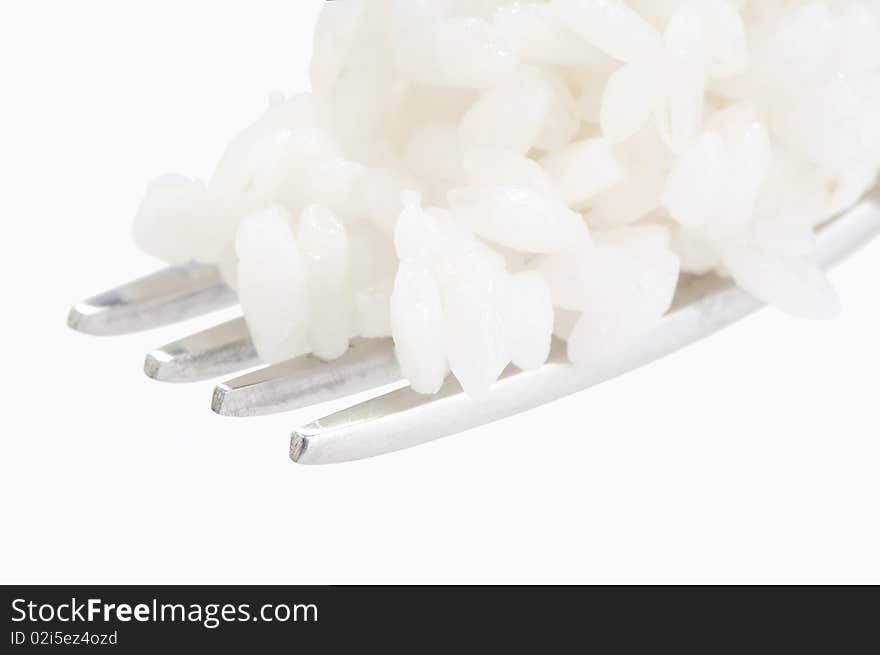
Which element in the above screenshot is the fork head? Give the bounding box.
[68,187,880,464]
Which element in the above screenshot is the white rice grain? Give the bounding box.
[134,0,880,398]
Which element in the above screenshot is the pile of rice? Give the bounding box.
[135,0,880,397]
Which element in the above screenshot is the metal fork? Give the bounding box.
[68,187,880,464]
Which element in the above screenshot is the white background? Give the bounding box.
[1,1,878,583]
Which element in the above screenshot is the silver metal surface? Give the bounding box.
[213,338,401,417]
[290,190,880,465]
[145,317,260,383]
[68,264,236,336]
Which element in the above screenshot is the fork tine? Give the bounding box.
[290,284,758,465]
[812,188,880,268]
[145,317,260,383]
[213,338,402,417]
[291,194,880,465]
[68,264,236,336]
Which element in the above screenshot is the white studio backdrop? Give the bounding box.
[0,1,878,583]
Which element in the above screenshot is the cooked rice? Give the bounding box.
[134,0,880,397]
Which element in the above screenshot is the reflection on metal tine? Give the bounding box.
[213,338,402,418]
[68,264,236,336]
[289,286,752,466]
[145,317,259,383]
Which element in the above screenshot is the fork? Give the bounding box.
[68,186,880,464]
